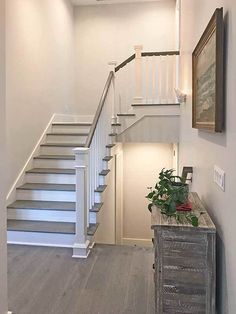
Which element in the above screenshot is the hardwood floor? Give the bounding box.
[8,244,155,314]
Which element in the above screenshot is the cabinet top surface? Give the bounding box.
[151,192,216,232]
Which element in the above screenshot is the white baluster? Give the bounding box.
[168,55,174,103]
[133,45,143,104]
[152,56,157,104]
[145,57,149,104]
[158,56,163,104]
[73,148,90,259]
[108,61,117,124]
[175,54,179,103]
[166,56,169,104]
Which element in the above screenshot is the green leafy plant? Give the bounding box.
[146,168,200,227]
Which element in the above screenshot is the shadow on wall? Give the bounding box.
[216,232,229,314]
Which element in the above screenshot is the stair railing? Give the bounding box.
[73,71,115,258]
[73,46,179,258]
[115,46,180,114]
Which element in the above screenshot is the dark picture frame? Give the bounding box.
[192,8,224,132]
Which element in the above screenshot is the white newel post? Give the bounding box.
[133,45,143,104]
[73,148,90,258]
[108,61,117,124]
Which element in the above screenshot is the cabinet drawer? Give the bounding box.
[161,230,206,243]
[163,268,206,286]
[163,240,207,258]
[163,255,206,269]
[163,283,206,296]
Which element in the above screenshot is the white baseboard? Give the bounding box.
[6,114,56,205]
[122,237,152,248]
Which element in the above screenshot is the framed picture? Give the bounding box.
[192,8,224,132]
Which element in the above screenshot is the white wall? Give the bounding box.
[74,1,176,114]
[179,1,236,312]
[6,0,76,191]
[121,143,173,246]
[0,0,8,312]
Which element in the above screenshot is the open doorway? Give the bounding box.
[115,142,178,246]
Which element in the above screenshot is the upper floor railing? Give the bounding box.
[115,45,180,114]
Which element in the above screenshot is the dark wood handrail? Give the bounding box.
[86,71,114,148]
[115,54,135,73]
[142,50,180,57]
[115,50,179,73]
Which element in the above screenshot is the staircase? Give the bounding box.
[7,46,181,258]
[7,121,114,249]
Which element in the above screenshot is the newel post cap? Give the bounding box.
[134,45,143,51]
[108,61,117,72]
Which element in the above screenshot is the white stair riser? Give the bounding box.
[109,136,116,145]
[25,173,75,184]
[102,160,109,170]
[16,189,75,202]
[7,231,75,247]
[106,147,112,155]
[89,212,97,224]
[40,146,76,155]
[117,116,136,124]
[8,208,76,223]
[132,106,180,116]
[94,192,102,203]
[33,159,75,169]
[111,126,121,134]
[99,176,105,186]
[52,125,91,133]
[46,134,87,144]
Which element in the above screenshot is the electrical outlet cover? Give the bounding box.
[214,165,225,191]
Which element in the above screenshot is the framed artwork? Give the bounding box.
[192,8,224,132]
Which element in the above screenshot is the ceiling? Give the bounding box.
[71,0,167,6]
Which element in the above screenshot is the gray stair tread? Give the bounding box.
[41,143,85,147]
[34,155,75,160]
[117,113,135,116]
[26,168,75,175]
[99,169,110,176]
[94,185,107,193]
[90,202,104,213]
[103,156,113,161]
[52,122,92,126]
[17,183,75,191]
[7,220,98,236]
[87,223,99,236]
[109,133,117,136]
[111,123,121,126]
[132,103,180,106]
[47,133,89,136]
[7,200,75,211]
[106,144,115,148]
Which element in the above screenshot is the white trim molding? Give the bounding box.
[6,114,56,204]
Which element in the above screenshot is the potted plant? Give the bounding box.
[146,168,200,227]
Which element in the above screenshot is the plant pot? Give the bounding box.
[171,182,189,205]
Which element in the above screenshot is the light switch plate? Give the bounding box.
[214,165,225,191]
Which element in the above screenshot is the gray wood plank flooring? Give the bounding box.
[8,244,154,314]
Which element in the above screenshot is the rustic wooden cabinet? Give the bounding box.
[151,192,216,314]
